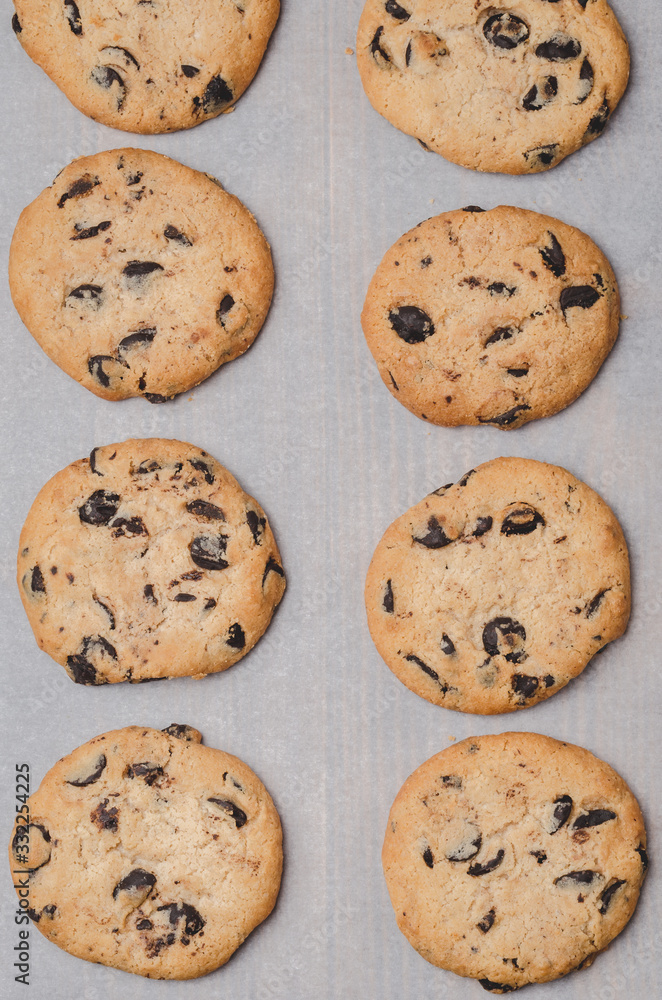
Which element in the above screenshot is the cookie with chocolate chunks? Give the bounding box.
[361,206,619,429]
[9,148,274,402]
[11,0,279,133]
[17,439,285,683]
[383,733,647,991]
[9,726,283,979]
[357,0,629,173]
[365,457,629,713]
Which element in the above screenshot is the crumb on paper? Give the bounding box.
[188,396,194,401]
[430,198,435,204]
[620,314,628,320]
[448,735,456,742]
[346,47,354,55]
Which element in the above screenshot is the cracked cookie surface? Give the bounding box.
[11,0,279,133]
[383,732,647,992]
[357,0,629,173]
[361,206,619,429]
[17,438,286,684]
[9,148,274,402]
[365,457,629,714]
[9,726,283,979]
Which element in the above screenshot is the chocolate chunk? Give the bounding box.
[227,623,245,649]
[598,879,626,915]
[560,285,601,311]
[174,593,196,602]
[463,206,485,212]
[93,597,115,629]
[66,753,107,786]
[110,516,147,538]
[385,0,410,20]
[79,490,120,525]
[586,589,608,617]
[201,75,233,114]
[524,143,559,167]
[421,846,434,868]
[477,908,496,932]
[164,224,192,246]
[12,13,21,33]
[479,980,515,994]
[421,256,432,268]
[554,870,602,889]
[468,849,505,876]
[135,459,160,474]
[57,174,99,208]
[118,328,156,352]
[584,97,610,139]
[512,673,539,699]
[188,458,215,484]
[137,919,153,930]
[636,844,649,870]
[501,505,545,536]
[246,509,266,544]
[203,597,217,610]
[67,653,100,685]
[446,827,481,862]
[161,724,201,743]
[90,66,126,108]
[143,393,172,404]
[405,654,442,686]
[67,283,103,307]
[158,903,205,936]
[71,220,111,240]
[485,326,516,346]
[478,404,531,426]
[577,57,594,103]
[389,306,435,344]
[530,851,547,864]
[91,798,119,832]
[263,557,285,586]
[482,618,526,663]
[112,869,157,900]
[458,469,475,487]
[549,795,573,833]
[370,25,390,63]
[88,354,127,387]
[30,565,46,594]
[572,809,616,830]
[440,633,455,655]
[181,65,200,78]
[507,368,529,377]
[127,762,164,785]
[216,294,235,325]
[207,797,247,828]
[190,534,229,571]
[441,775,462,788]
[383,579,394,613]
[473,516,493,537]
[186,500,225,521]
[523,76,558,111]
[144,584,157,604]
[483,13,529,49]
[487,282,516,297]
[122,260,164,279]
[413,516,453,548]
[101,46,139,69]
[544,674,555,687]
[11,823,52,870]
[540,232,566,276]
[536,33,581,61]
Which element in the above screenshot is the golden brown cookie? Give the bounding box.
[10,726,283,979]
[18,439,286,684]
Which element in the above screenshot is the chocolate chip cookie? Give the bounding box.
[11,0,279,133]
[17,439,286,684]
[9,148,274,403]
[9,725,283,979]
[365,457,630,713]
[383,732,648,992]
[361,206,620,428]
[357,0,629,173]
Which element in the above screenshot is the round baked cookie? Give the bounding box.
[9,726,283,979]
[365,457,629,714]
[361,205,620,429]
[9,148,274,403]
[11,0,279,133]
[383,732,648,993]
[17,439,286,684]
[356,0,629,174]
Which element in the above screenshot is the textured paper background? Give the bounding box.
[0,1,660,997]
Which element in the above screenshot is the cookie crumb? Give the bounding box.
[346,47,354,55]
